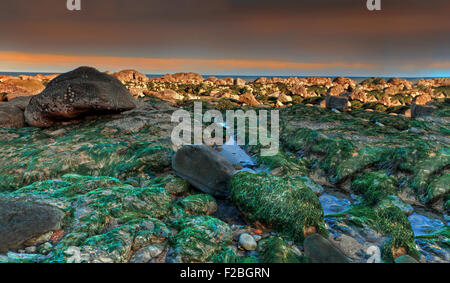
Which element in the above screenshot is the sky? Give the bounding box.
[0,0,449,77]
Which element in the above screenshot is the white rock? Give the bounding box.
[239,233,257,251]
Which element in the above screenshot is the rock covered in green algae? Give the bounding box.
[351,171,397,205]
[1,175,174,263]
[169,215,233,262]
[178,194,218,216]
[230,171,328,242]
[50,219,170,263]
[257,151,310,177]
[339,205,420,262]
[0,117,173,192]
[260,237,304,263]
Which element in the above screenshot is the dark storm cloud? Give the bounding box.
[0,0,449,75]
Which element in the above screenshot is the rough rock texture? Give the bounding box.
[303,234,351,263]
[25,67,137,127]
[0,199,65,253]
[172,145,235,198]
[238,93,260,106]
[0,103,25,128]
[0,78,45,100]
[411,104,435,118]
[112,69,149,83]
[7,96,32,111]
[326,95,349,111]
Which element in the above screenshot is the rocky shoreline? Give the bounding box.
[0,67,448,263]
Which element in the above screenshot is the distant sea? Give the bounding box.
[0,71,442,84]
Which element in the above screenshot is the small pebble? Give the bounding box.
[239,233,258,251]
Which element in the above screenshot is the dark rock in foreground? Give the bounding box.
[25,66,137,127]
[0,199,64,253]
[303,234,351,263]
[172,145,235,198]
[0,103,25,128]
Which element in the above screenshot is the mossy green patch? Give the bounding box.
[230,172,327,242]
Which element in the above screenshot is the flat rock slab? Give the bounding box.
[172,145,235,198]
[0,199,65,253]
[304,233,351,263]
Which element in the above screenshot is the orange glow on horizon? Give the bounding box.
[0,51,379,74]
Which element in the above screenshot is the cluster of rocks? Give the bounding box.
[0,66,448,263]
[1,67,137,128]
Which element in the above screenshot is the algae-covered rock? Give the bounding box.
[260,237,303,263]
[352,171,397,205]
[178,194,218,215]
[48,219,170,263]
[424,173,450,205]
[0,118,173,192]
[1,175,174,262]
[230,171,327,241]
[170,215,233,262]
[257,151,310,177]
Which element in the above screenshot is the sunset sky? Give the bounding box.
[1,0,449,77]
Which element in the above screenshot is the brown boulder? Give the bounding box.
[112,69,149,83]
[349,90,367,103]
[0,103,25,128]
[333,77,356,90]
[234,78,246,87]
[328,85,345,96]
[238,93,260,106]
[0,78,45,100]
[156,72,204,84]
[25,66,137,128]
[290,85,309,97]
[413,94,432,105]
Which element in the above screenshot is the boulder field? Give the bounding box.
[0,67,448,263]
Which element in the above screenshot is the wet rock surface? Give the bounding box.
[0,103,25,128]
[0,69,449,263]
[0,199,64,253]
[25,67,137,127]
[172,145,235,198]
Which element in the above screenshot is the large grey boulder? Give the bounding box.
[304,234,351,263]
[0,199,65,253]
[0,103,25,128]
[25,66,137,127]
[172,145,235,198]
